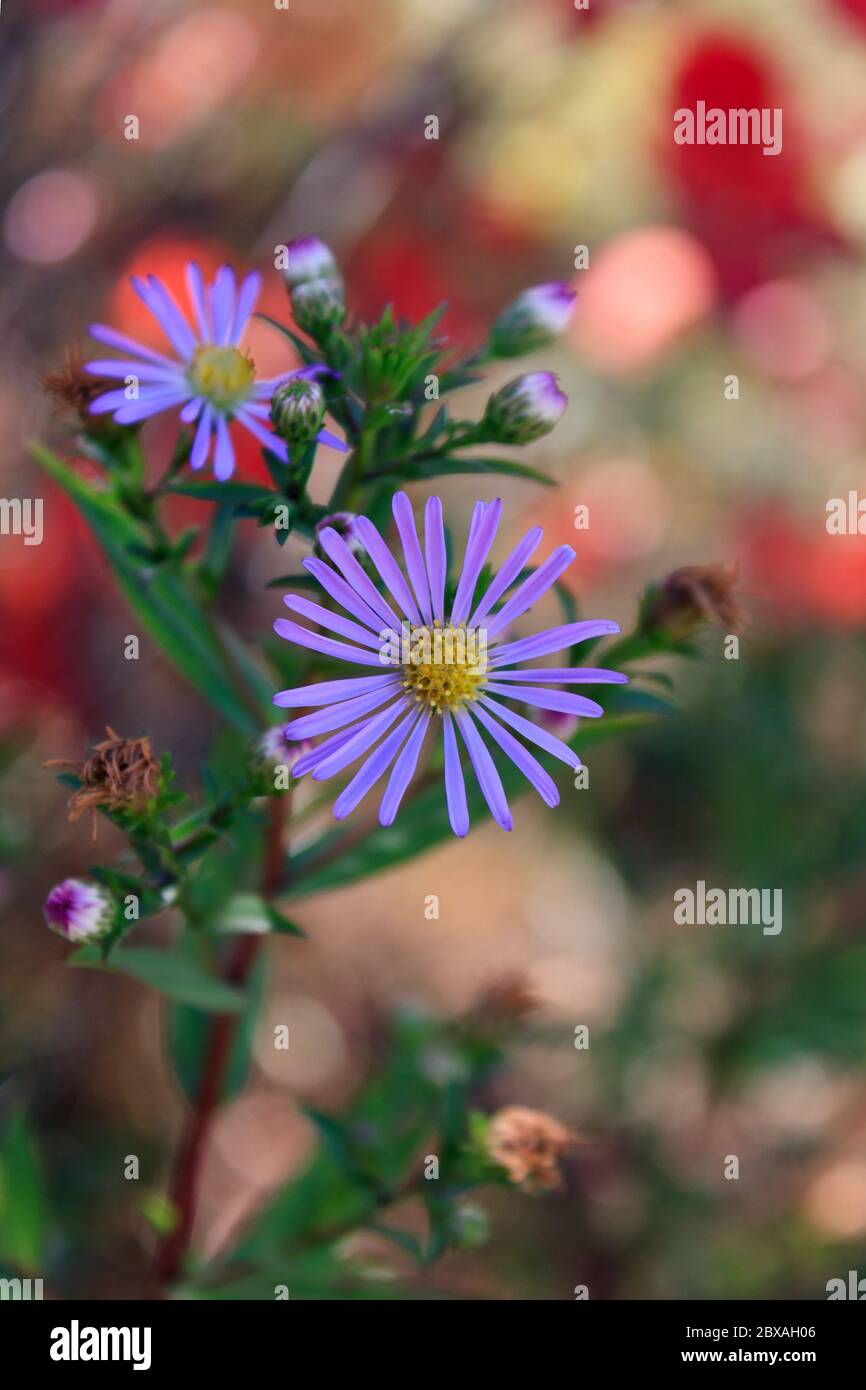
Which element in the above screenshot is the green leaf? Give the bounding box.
[71,943,246,1013]
[138,1192,179,1236]
[0,1111,47,1272]
[32,445,260,735]
[209,889,301,934]
[167,481,274,504]
[411,454,554,485]
[266,904,307,937]
[170,953,266,1105]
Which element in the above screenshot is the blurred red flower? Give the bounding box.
[665,33,842,295]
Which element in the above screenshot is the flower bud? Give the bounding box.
[258,726,313,771]
[642,565,742,642]
[291,277,346,337]
[447,1201,490,1250]
[488,282,576,358]
[43,878,113,943]
[270,378,325,448]
[282,236,341,290]
[482,371,567,444]
[314,512,363,558]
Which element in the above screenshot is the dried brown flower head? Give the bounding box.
[472,972,538,1027]
[42,345,111,424]
[485,1105,574,1192]
[645,563,743,641]
[45,727,160,839]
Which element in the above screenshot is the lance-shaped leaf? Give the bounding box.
[32,445,259,735]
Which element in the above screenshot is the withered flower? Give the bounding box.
[46,727,160,839]
[485,1105,574,1192]
[644,563,743,641]
[472,972,538,1028]
[42,344,113,423]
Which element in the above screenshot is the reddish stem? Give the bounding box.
[155,794,288,1285]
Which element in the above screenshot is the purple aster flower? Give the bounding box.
[86,263,347,480]
[273,493,627,837]
[489,281,577,357]
[43,877,113,942]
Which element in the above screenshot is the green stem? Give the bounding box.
[330,419,378,509]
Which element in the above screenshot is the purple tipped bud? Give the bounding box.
[483,371,568,444]
[270,378,325,447]
[291,277,346,337]
[488,282,577,358]
[533,707,578,742]
[43,878,113,943]
[314,512,364,558]
[283,236,341,290]
[259,726,313,770]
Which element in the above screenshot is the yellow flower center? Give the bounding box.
[401,622,488,714]
[188,345,255,410]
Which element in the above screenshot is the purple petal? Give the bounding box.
[470,525,543,626]
[235,408,288,461]
[478,694,580,770]
[85,359,183,383]
[392,492,433,624]
[424,495,447,624]
[311,698,409,781]
[484,683,604,718]
[89,387,150,415]
[333,708,420,819]
[302,557,384,632]
[284,682,401,738]
[465,500,486,549]
[488,667,628,684]
[316,527,400,632]
[490,620,620,668]
[274,674,398,708]
[379,709,430,825]
[485,545,575,639]
[89,323,178,369]
[113,391,189,424]
[181,396,204,424]
[291,724,363,777]
[209,265,237,344]
[282,594,381,650]
[442,712,469,837]
[454,707,512,831]
[450,498,502,626]
[190,405,214,470]
[213,413,236,480]
[89,381,185,415]
[132,276,197,360]
[185,261,212,341]
[471,701,558,808]
[352,515,422,624]
[315,427,349,453]
[229,270,261,344]
[273,617,385,667]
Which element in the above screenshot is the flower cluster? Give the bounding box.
[86,262,345,478]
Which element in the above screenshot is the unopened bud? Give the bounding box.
[270,378,325,448]
[482,371,567,444]
[43,878,113,943]
[488,282,576,358]
[291,277,346,337]
[283,236,341,290]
